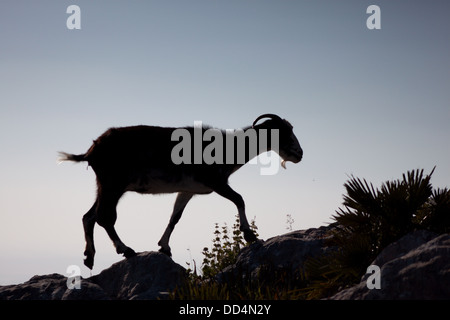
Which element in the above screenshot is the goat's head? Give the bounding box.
[252,114,303,169]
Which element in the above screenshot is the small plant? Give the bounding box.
[201,214,258,279]
[171,214,260,300]
[286,214,295,231]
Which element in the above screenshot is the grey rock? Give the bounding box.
[0,251,187,300]
[61,279,109,300]
[90,251,187,300]
[219,225,335,282]
[0,274,67,300]
[330,230,450,300]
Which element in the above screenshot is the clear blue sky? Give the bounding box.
[1,0,449,284]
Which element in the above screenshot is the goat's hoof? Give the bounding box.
[243,229,258,243]
[123,248,137,259]
[159,247,172,257]
[84,256,94,270]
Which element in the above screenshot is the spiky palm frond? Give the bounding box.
[341,175,381,216]
[313,168,443,299]
[419,187,450,233]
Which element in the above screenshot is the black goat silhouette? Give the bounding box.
[59,114,303,269]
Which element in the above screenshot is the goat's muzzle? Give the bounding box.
[281,148,303,169]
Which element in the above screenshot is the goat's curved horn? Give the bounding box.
[252,114,283,128]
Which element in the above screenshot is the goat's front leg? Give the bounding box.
[212,184,258,243]
[158,192,194,256]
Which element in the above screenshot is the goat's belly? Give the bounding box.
[126,175,213,195]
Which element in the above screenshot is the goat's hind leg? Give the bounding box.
[104,223,136,259]
[83,202,97,269]
[96,189,136,260]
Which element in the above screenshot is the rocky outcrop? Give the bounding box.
[2,227,449,300]
[0,251,186,300]
[218,225,336,283]
[329,230,450,300]
[91,251,186,299]
[218,226,450,300]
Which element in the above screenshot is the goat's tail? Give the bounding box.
[57,151,87,164]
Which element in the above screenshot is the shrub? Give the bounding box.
[304,167,450,298]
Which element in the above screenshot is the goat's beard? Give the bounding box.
[281,159,287,169]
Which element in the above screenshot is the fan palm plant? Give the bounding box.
[305,167,450,299]
[333,168,435,259]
